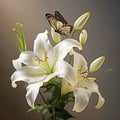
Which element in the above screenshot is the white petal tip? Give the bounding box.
[45,30,48,34]
[74,12,90,31]
[95,98,105,109]
[72,108,83,113]
[83,12,90,18]
[12,82,17,88]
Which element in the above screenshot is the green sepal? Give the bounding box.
[27,104,44,113]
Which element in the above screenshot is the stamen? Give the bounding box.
[81,70,88,74]
[77,69,88,78]
[12,22,27,52]
[83,86,88,89]
[35,56,44,64]
[44,52,48,61]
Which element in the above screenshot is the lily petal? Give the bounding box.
[17,51,40,66]
[55,60,77,86]
[12,59,22,69]
[94,88,105,109]
[73,87,91,112]
[11,66,47,86]
[34,30,52,60]
[61,79,72,95]
[77,79,105,109]
[26,82,43,108]
[26,72,57,108]
[49,39,82,67]
[73,52,88,77]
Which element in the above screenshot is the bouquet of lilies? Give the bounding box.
[11,12,106,120]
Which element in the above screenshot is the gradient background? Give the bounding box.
[0,0,120,120]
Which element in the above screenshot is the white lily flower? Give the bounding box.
[11,30,81,108]
[62,52,105,112]
[72,52,105,112]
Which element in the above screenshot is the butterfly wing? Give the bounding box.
[59,25,73,35]
[54,11,73,35]
[46,11,73,36]
[45,13,58,30]
[54,11,68,25]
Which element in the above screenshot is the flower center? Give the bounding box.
[35,53,51,73]
[77,69,88,78]
[35,52,48,64]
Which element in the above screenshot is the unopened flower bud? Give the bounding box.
[73,12,90,31]
[89,56,105,73]
[79,29,87,46]
[12,28,16,32]
[16,22,20,26]
[19,23,23,27]
[51,27,61,43]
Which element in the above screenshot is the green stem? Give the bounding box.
[68,55,73,65]
[71,29,75,38]
[96,68,112,80]
[52,107,56,120]
[39,90,47,104]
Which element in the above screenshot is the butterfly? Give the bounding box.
[45,11,73,36]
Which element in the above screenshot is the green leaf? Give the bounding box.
[48,85,61,105]
[61,92,74,104]
[56,109,74,120]
[56,118,64,120]
[42,108,49,120]
[42,79,62,105]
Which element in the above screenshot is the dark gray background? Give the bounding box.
[0,0,119,120]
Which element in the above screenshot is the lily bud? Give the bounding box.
[89,56,105,73]
[73,12,90,31]
[51,27,61,43]
[79,29,87,46]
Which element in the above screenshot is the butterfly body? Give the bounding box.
[45,11,73,36]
